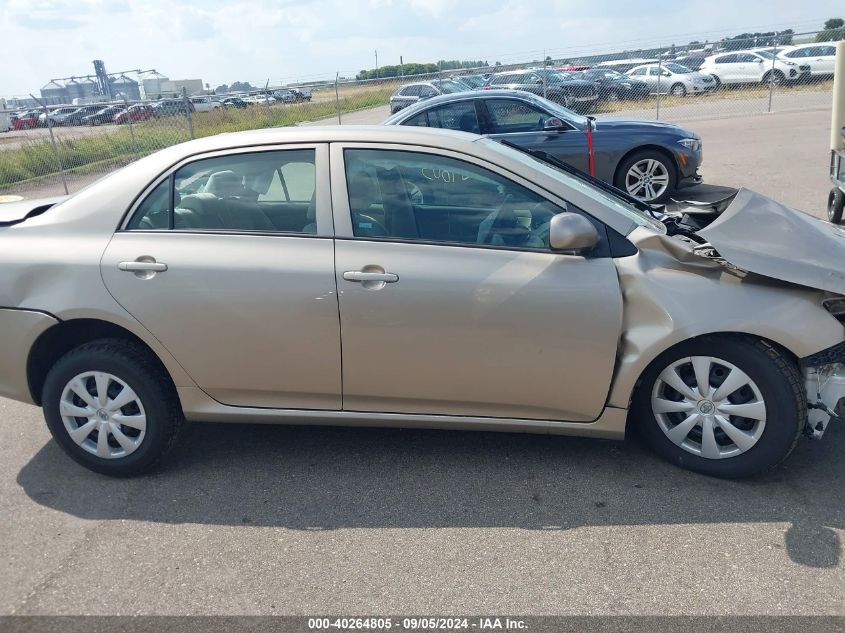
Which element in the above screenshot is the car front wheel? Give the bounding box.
[632,336,805,478]
[42,339,184,477]
[615,150,676,203]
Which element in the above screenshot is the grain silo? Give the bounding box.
[40,80,67,104]
[110,75,141,101]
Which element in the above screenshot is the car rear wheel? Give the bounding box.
[670,83,687,97]
[632,336,805,478]
[42,339,184,477]
[614,150,676,203]
[827,187,844,224]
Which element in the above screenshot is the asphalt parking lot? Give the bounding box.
[1,103,843,617]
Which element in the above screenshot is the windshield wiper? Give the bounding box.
[498,139,665,218]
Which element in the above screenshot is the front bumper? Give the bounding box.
[805,364,845,439]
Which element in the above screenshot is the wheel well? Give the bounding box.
[627,331,800,411]
[26,319,171,406]
[613,145,680,187]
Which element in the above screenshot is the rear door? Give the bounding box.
[810,46,836,75]
[481,98,589,173]
[330,143,622,421]
[101,144,342,410]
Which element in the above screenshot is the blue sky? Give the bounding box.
[1,0,841,95]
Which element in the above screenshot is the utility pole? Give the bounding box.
[375,50,379,79]
[400,55,404,78]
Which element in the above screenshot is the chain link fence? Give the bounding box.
[1,29,840,198]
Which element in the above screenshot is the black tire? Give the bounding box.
[42,339,184,477]
[827,187,844,224]
[632,335,805,479]
[763,70,785,86]
[614,149,677,203]
[670,82,687,97]
[710,75,721,89]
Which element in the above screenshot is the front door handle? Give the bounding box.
[118,261,168,272]
[343,271,398,283]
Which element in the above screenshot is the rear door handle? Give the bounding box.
[119,261,168,272]
[343,271,398,283]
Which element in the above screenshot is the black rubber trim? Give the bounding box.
[0,306,62,322]
[801,340,845,368]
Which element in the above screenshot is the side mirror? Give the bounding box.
[549,213,600,253]
[757,59,764,63]
[535,78,544,85]
[543,117,567,132]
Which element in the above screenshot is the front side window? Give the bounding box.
[629,67,646,76]
[736,54,759,63]
[485,99,549,133]
[343,148,565,249]
[127,149,317,233]
[715,54,737,64]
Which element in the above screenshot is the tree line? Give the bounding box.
[356,60,491,80]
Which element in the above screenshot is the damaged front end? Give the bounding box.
[662,188,845,440]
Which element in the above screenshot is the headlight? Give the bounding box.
[678,138,701,152]
[783,61,796,66]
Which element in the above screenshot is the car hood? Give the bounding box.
[594,119,693,137]
[0,196,68,226]
[698,188,845,294]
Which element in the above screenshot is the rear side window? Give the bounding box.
[715,54,737,64]
[127,149,317,233]
[423,102,480,134]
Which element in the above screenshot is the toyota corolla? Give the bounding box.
[0,126,842,478]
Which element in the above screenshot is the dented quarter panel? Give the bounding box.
[0,168,199,391]
[607,226,845,409]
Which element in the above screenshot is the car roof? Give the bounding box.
[384,89,550,122]
[158,125,484,157]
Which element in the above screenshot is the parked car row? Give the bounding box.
[5,86,315,130]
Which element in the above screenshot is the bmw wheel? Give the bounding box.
[615,150,676,203]
[42,339,184,477]
[633,336,805,478]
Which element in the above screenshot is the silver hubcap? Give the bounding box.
[651,356,767,460]
[59,371,147,459]
[625,158,670,201]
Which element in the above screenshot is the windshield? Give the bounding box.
[432,80,466,94]
[482,139,665,232]
[664,63,692,73]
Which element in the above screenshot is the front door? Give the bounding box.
[330,144,622,422]
[482,98,590,174]
[101,144,342,410]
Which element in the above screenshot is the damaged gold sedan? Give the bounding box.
[0,126,842,477]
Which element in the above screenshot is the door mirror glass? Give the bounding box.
[543,117,567,132]
[549,213,599,253]
[534,78,544,84]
